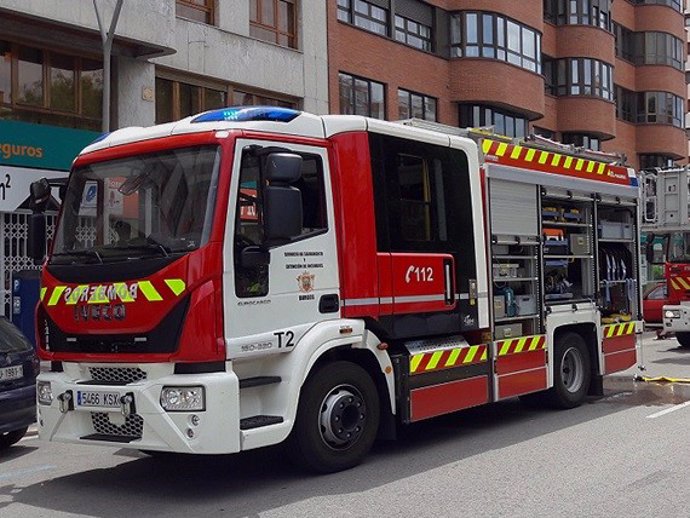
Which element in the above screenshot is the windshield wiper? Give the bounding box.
[113,243,171,258]
[51,250,104,264]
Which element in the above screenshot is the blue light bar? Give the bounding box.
[191,106,301,124]
[90,132,111,144]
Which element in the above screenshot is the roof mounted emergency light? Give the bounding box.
[191,106,301,124]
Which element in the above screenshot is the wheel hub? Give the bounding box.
[319,385,367,449]
[561,346,584,393]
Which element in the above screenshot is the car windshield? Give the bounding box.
[51,146,220,264]
[0,318,32,353]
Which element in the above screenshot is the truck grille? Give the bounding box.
[89,367,147,384]
[91,412,144,439]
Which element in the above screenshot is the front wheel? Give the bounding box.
[288,361,380,473]
[676,332,690,348]
[0,427,28,449]
[545,332,591,409]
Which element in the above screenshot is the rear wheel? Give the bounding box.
[676,332,690,348]
[288,361,380,473]
[0,427,28,449]
[545,332,591,409]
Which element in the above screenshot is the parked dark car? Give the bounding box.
[0,318,39,449]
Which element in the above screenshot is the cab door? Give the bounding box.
[223,139,339,358]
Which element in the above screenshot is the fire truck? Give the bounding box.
[29,107,642,473]
[641,167,690,346]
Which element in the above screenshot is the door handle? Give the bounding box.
[319,294,340,314]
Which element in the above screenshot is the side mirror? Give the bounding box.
[265,153,302,183]
[263,152,303,243]
[28,213,47,263]
[264,186,303,242]
[239,246,270,268]
[30,178,51,213]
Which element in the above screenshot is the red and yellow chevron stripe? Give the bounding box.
[603,322,635,339]
[496,334,546,356]
[669,276,690,291]
[480,139,631,186]
[409,344,488,375]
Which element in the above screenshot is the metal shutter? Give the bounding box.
[395,0,433,25]
[489,179,538,238]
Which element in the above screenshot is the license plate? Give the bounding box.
[76,390,121,408]
[0,365,23,382]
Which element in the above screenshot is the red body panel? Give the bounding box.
[390,253,455,314]
[602,334,636,354]
[497,368,548,399]
[666,263,690,305]
[495,349,546,376]
[604,350,637,374]
[410,375,489,422]
[328,132,379,319]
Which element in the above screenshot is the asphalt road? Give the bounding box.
[2,333,690,518]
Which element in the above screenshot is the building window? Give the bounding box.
[398,89,437,121]
[337,0,389,37]
[637,91,683,127]
[632,0,681,12]
[459,104,528,138]
[544,0,611,30]
[615,26,683,70]
[395,15,432,51]
[549,57,613,101]
[450,12,542,74]
[155,74,296,124]
[338,72,385,119]
[562,133,601,151]
[639,154,676,170]
[615,85,636,122]
[176,0,215,24]
[250,0,297,48]
[614,87,684,128]
[0,40,102,130]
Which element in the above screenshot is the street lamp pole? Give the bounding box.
[93,0,124,133]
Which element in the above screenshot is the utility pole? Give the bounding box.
[93,0,124,133]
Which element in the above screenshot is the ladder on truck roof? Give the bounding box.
[397,118,627,167]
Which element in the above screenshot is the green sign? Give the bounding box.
[0,120,99,171]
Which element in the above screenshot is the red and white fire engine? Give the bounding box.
[30,107,642,472]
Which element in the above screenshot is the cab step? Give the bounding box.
[240,415,283,430]
[239,376,282,389]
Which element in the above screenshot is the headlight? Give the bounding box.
[665,309,681,319]
[160,386,205,412]
[37,381,53,405]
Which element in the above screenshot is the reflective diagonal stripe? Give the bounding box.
[138,281,163,301]
[496,334,546,356]
[586,161,595,173]
[671,279,681,290]
[538,152,549,165]
[675,277,690,290]
[597,163,606,175]
[603,322,636,338]
[576,159,584,171]
[510,146,522,159]
[525,149,536,162]
[551,154,561,166]
[409,344,488,374]
[66,285,88,305]
[496,143,508,157]
[482,139,492,154]
[165,279,186,296]
[39,288,46,302]
[47,286,66,307]
[563,156,573,169]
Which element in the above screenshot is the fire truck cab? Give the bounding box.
[31,107,642,472]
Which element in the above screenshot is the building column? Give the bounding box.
[113,56,156,129]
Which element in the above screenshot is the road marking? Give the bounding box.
[646,401,690,419]
[0,465,56,481]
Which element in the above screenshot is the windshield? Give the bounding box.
[51,146,220,264]
[668,232,690,263]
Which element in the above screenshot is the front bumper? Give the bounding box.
[0,384,36,434]
[662,304,690,333]
[37,363,240,454]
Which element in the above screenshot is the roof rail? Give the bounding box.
[397,118,627,166]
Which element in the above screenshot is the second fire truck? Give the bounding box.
[31,108,642,472]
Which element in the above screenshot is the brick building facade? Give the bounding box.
[328,0,687,170]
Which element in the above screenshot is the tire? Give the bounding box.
[676,332,690,348]
[544,332,591,409]
[287,361,380,473]
[0,427,28,450]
